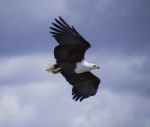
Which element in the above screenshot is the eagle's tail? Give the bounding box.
[46,64,62,74]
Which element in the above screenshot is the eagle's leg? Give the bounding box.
[52,67,62,74]
[46,64,62,74]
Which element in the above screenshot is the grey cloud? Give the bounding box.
[0,0,68,56]
[67,0,150,55]
[0,0,150,56]
[87,53,150,97]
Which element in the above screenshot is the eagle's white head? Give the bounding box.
[75,60,99,73]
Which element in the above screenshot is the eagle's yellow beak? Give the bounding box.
[96,65,100,69]
[93,64,100,69]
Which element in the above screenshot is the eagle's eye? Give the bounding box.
[93,64,96,67]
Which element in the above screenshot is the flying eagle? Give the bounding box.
[46,16,100,102]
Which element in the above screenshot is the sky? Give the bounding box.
[0,0,150,127]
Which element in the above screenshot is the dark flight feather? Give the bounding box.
[50,16,91,47]
[52,22,66,31]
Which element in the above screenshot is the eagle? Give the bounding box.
[46,16,100,102]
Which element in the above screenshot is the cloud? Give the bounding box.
[0,53,53,85]
[0,53,150,127]
[70,90,150,127]
[95,0,141,17]
[0,0,68,23]
[96,54,150,97]
[0,94,37,127]
[0,0,69,56]
[1,86,149,127]
[0,0,150,56]
[0,80,69,127]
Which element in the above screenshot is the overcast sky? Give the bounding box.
[0,0,150,127]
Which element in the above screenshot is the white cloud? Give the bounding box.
[0,94,37,127]
[1,83,150,127]
[70,90,150,127]
[0,80,68,127]
[0,53,55,85]
[0,53,150,127]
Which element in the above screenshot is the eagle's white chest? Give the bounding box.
[75,60,93,73]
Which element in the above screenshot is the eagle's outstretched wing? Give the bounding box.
[61,71,100,101]
[50,16,91,63]
[50,16,90,47]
